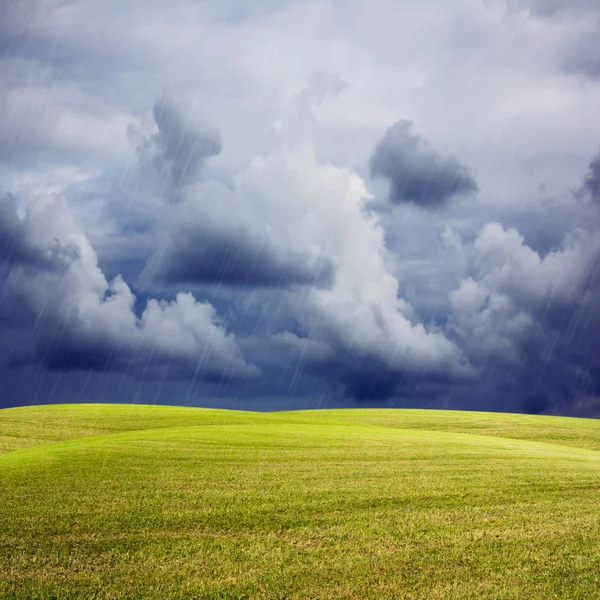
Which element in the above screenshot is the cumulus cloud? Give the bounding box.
[449,222,600,412]
[143,89,472,399]
[140,100,336,290]
[5,195,256,382]
[369,121,478,208]
[0,193,77,269]
[237,142,472,399]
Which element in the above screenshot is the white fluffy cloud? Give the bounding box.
[247,144,468,380]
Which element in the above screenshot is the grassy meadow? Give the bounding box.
[1,404,599,599]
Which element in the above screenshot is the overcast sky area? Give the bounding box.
[1,0,600,415]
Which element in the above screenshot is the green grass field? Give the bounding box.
[1,404,600,599]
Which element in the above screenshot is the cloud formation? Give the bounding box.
[241,143,472,399]
[140,101,336,290]
[5,195,256,382]
[145,99,222,197]
[143,215,335,289]
[144,99,472,398]
[449,222,600,413]
[1,0,600,415]
[369,121,478,208]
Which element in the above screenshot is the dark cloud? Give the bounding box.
[576,149,600,203]
[369,121,478,208]
[1,196,257,386]
[300,350,407,401]
[332,357,470,402]
[9,336,116,374]
[448,221,600,415]
[148,99,222,196]
[142,221,335,289]
[263,329,471,404]
[506,298,600,417]
[9,326,253,385]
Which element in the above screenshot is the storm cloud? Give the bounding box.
[369,121,478,208]
[1,0,600,415]
[577,149,600,204]
[448,221,600,414]
[144,221,335,289]
[4,195,257,383]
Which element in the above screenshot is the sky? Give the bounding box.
[1,0,600,415]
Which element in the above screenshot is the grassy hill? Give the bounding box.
[1,405,599,599]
